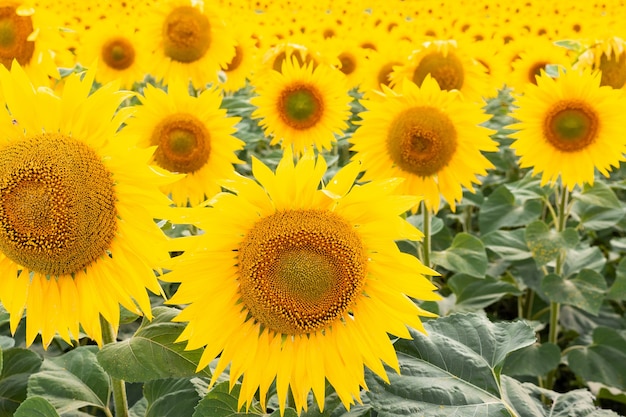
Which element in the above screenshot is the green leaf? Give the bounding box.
[571,202,626,231]
[431,233,488,278]
[14,397,60,417]
[482,229,532,261]
[524,221,579,267]
[97,306,211,382]
[28,346,110,414]
[574,182,622,208]
[563,246,606,278]
[478,185,542,234]
[365,313,535,416]
[501,375,619,417]
[0,348,42,417]
[192,382,298,417]
[541,270,607,315]
[144,378,207,417]
[566,327,626,390]
[502,343,561,377]
[449,274,522,311]
[129,397,148,417]
[608,257,626,301]
[405,214,444,236]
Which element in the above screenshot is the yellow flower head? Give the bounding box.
[510,67,626,190]
[351,76,497,213]
[0,63,176,347]
[251,57,351,155]
[164,149,440,414]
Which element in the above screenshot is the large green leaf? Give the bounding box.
[563,246,606,278]
[566,327,626,391]
[573,182,622,208]
[365,313,535,416]
[14,397,60,417]
[502,343,560,377]
[571,199,626,231]
[193,382,298,417]
[501,376,620,417]
[478,185,542,234]
[607,257,626,301]
[482,229,532,262]
[144,378,207,417]
[97,306,211,382]
[0,348,42,417]
[541,270,607,315]
[28,346,110,415]
[448,274,522,311]
[524,221,578,267]
[431,233,488,278]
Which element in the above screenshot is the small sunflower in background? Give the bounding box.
[75,18,148,88]
[0,64,176,347]
[350,77,497,213]
[0,1,65,84]
[510,67,626,190]
[358,41,413,96]
[123,78,244,206]
[143,0,235,88]
[218,23,259,94]
[251,57,351,155]
[391,39,489,101]
[575,37,626,89]
[164,149,440,414]
[509,37,573,93]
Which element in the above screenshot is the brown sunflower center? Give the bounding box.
[224,44,243,72]
[238,209,367,335]
[543,100,599,152]
[598,51,626,89]
[151,113,211,173]
[278,83,324,130]
[101,36,135,70]
[0,133,117,277]
[413,51,465,91]
[378,61,400,87]
[338,52,356,75]
[0,6,35,68]
[387,106,458,176]
[162,5,210,63]
[528,61,548,84]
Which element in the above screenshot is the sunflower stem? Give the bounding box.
[421,203,432,272]
[545,185,569,390]
[100,316,129,417]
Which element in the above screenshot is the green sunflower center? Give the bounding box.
[238,209,367,335]
[598,51,626,89]
[278,83,324,130]
[151,113,211,174]
[101,37,135,70]
[0,6,35,68]
[162,5,210,63]
[413,51,465,91]
[387,106,458,177]
[544,100,599,152]
[0,133,117,277]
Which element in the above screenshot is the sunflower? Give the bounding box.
[575,37,626,89]
[509,37,573,92]
[74,18,149,88]
[509,67,626,190]
[218,23,259,93]
[0,63,175,348]
[123,78,244,206]
[390,39,489,101]
[164,149,440,414]
[0,1,65,84]
[250,57,351,155]
[350,76,497,213]
[143,0,235,88]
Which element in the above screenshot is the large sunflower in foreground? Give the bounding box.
[0,64,175,347]
[164,150,440,414]
[510,68,626,190]
[143,0,235,88]
[351,77,497,213]
[250,58,351,155]
[123,78,244,206]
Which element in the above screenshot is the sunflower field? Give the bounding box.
[0,0,625,416]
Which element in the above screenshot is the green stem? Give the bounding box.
[421,203,432,272]
[101,316,129,417]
